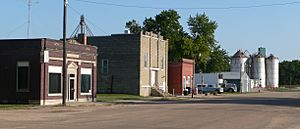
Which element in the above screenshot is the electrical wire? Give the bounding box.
[68,4,125,44]
[5,21,28,38]
[68,5,110,35]
[74,0,300,10]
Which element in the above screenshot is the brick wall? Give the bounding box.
[88,34,141,95]
[0,39,42,103]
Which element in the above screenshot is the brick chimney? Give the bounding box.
[77,34,87,45]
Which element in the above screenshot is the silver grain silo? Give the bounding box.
[230,50,248,73]
[252,53,266,87]
[266,54,279,88]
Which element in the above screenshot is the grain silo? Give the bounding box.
[266,54,279,87]
[252,53,266,87]
[230,50,248,73]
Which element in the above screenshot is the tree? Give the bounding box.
[125,20,142,34]
[188,13,218,48]
[206,45,230,73]
[143,10,184,61]
[279,60,300,85]
[187,13,219,72]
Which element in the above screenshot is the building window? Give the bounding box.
[218,74,223,79]
[160,56,164,69]
[101,59,108,74]
[144,53,148,68]
[48,66,62,95]
[17,62,30,92]
[183,76,186,89]
[81,75,91,93]
[81,68,92,94]
[49,73,62,94]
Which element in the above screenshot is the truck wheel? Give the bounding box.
[228,88,234,92]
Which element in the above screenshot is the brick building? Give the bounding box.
[0,38,97,105]
[168,58,195,95]
[88,31,168,96]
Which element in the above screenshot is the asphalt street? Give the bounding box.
[1,92,300,129]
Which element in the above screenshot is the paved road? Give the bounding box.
[1,92,300,129]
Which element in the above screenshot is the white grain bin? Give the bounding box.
[230,50,248,73]
[266,54,279,88]
[252,53,266,87]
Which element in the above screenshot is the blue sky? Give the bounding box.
[1,0,299,61]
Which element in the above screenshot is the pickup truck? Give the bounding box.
[197,84,224,94]
[224,83,238,92]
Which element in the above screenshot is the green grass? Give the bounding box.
[97,94,146,102]
[266,87,300,92]
[0,104,35,110]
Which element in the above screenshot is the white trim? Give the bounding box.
[48,93,62,96]
[49,57,96,64]
[44,50,49,63]
[150,67,160,71]
[141,85,151,88]
[48,66,62,73]
[42,99,62,105]
[80,92,92,95]
[67,54,79,58]
[81,68,92,75]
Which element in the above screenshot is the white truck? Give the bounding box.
[197,84,224,94]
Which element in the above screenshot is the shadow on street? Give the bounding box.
[111,97,300,107]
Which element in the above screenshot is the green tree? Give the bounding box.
[143,10,185,61]
[125,20,142,34]
[187,13,219,72]
[206,45,230,72]
[279,60,300,85]
[188,13,218,48]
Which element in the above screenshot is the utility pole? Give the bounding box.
[26,0,32,39]
[192,59,195,98]
[62,0,68,106]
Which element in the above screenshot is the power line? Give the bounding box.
[68,4,131,43]
[74,0,300,10]
[5,21,27,38]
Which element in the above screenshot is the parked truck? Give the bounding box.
[197,84,224,94]
[224,83,238,92]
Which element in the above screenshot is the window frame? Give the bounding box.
[48,66,62,96]
[160,56,164,69]
[16,61,30,92]
[80,68,92,95]
[101,59,109,74]
[144,53,148,68]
